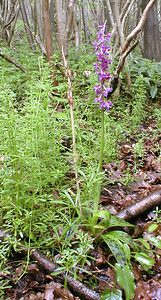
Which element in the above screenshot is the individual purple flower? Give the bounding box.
[103,87,113,98]
[93,23,113,111]
[94,85,102,95]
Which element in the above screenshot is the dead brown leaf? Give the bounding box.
[134,281,151,300]
[44,281,78,300]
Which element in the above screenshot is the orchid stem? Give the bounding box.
[94,109,105,215]
[99,110,105,172]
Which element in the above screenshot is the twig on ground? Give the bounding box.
[117,189,161,220]
[0,49,26,72]
[30,249,100,300]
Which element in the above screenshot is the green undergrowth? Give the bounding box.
[0,44,161,299]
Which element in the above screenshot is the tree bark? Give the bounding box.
[141,0,161,61]
[42,0,53,61]
[81,0,88,43]
[34,0,44,42]
[63,0,75,55]
[55,0,65,52]
[49,0,55,33]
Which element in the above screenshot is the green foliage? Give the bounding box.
[52,231,94,276]
[101,289,122,300]
[129,57,161,100]
[115,263,135,300]
[134,253,155,271]
[101,224,156,299]
[130,74,147,130]
[86,210,133,236]
[0,56,71,252]
[153,107,161,131]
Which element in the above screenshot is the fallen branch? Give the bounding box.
[66,275,100,300]
[0,242,100,299]
[31,249,100,300]
[0,49,26,72]
[117,189,161,220]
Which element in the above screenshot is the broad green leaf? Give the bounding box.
[103,230,133,245]
[137,238,150,250]
[143,77,150,85]
[115,263,135,300]
[150,84,157,99]
[101,289,122,300]
[109,216,133,228]
[94,224,105,229]
[147,236,161,249]
[148,223,158,233]
[102,238,127,266]
[135,252,155,269]
[98,210,111,225]
[88,213,99,225]
[122,244,131,262]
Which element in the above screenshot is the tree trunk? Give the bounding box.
[81,0,90,43]
[55,0,65,52]
[63,0,75,55]
[141,0,161,61]
[34,0,44,42]
[42,0,53,61]
[19,0,35,50]
[50,0,55,33]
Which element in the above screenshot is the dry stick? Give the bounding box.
[0,243,100,299]
[117,189,161,220]
[61,47,81,214]
[30,249,100,300]
[0,240,99,299]
[0,49,26,72]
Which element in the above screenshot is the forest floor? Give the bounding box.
[2,116,161,300]
[0,46,161,300]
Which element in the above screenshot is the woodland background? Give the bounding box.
[0,1,161,300]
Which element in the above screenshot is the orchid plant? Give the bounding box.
[93,23,113,215]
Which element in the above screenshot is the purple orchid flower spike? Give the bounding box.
[93,23,113,111]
